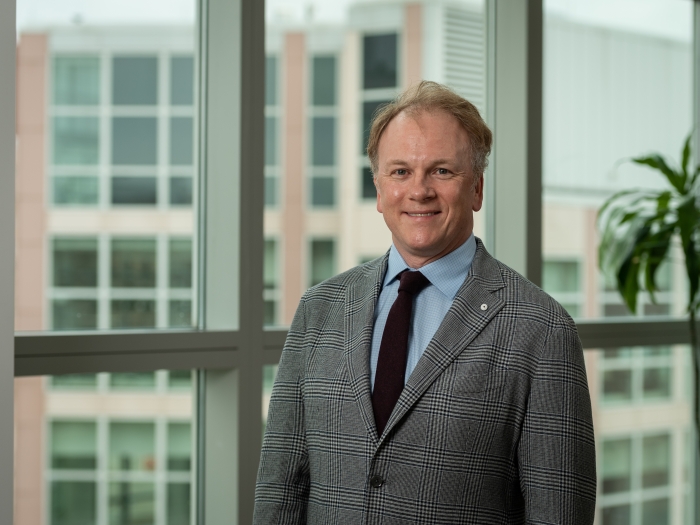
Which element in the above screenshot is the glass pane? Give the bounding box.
[543,0,693,320]
[264,239,278,290]
[111,239,156,288]
[310,239,335,287]
[311,177,335,207]
[112,117,158,165]
[167,483,191,525]
[168,422,191,471]
[363,33,397,89]
[311,116,335,166]
[53,238,98,287]
[51,421,97,469]
[602,369,632,402]
[169,239,192,288]
[591,346,691,520]
[53,176,99,205]
[111,176,157,205]
[52,299,98,330]
[170,117,194,165]
[53,117,99,165]
[109,482,155,525]
[112,56,158,105]
[52,481,96,525]
[15,371,196,524]
[265,116,277,166]
[312,56,336,106]
[170,56,194,106]
[265,0,488,328]
[642,434,670,488]
[53,56,100,105]
[17,6,199,334]
[170,177,193,205]
[110,372,156,390]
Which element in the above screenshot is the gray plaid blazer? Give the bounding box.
[254,239,596,524]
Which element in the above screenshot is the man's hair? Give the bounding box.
[367,81,492,181]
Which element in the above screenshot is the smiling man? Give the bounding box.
[254,81,596,524]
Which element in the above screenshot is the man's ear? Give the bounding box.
[374,176,383,213]
[472,174,484,212]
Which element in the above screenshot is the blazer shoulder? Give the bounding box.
[473,240,574,328]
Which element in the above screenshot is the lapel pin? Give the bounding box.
[480,304,488,311]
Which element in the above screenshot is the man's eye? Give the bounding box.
[436,168,449,175]
[395,169,407,175]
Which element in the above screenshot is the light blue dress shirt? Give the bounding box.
[370,234,477,391]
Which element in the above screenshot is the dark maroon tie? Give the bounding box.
[372,270,430,436]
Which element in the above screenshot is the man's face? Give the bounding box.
[374,109,483,268]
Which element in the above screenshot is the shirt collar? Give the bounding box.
[384,234,477,300]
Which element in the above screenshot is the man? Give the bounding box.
[254,81,596,524]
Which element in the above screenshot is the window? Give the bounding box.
[170,117,194,166]
[312,56,336,106]
[111,176,157,205]
[53,238,98,287]
[542,259,582,317]
[53,56,100,105]
[111,239,157,288]
[310,239,336,287]
[601,347,674,403]
[600,433,673,524]
[112,56,158,105]
[170,177,193,205]
[169,239,193,288]
[264,239,279,326]
[112,117,158,165]
[170,56,194,106]
[53,117,99,165]
[264,56,280,208]
[53,176,99,205]
[363,33,398,89]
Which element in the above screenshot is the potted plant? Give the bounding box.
[598,133,700,439]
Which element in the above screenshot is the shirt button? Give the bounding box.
[369,474,384,488]
[480,303,488,311]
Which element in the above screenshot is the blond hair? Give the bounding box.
[367,81,492,180]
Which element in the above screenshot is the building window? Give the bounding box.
[363,33,398,89]
[170,117,194,166]
[542,259,582,317]
[111,176,157,205]
[264,238,279,326]
[53,238,98,287]
[53,56,100,106]
[170,56,194,106]
[170,176,193,205]
[112,117,158,165]
[601,347,673,403]
[53,176,99,205]
[112,56,158,105]
[312,56,336,106]
[265,55,280,208]
[53,117,99,165]
[111,238,157,288]
[169,239,192,288]
[310,239,336,287]
[600,433,672,524]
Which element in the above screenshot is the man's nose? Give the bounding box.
[408,172,435,200]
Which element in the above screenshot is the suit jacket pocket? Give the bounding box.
[439,361,506,398]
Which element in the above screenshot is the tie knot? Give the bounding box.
[398,270,430,296]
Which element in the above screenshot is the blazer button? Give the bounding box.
[369,474,384,488]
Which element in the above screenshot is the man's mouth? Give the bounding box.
[407,212,438,217]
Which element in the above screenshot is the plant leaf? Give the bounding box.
[681,133,692,186]
[633,155,686,194]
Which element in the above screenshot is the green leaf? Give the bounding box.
[633,155,686,194]
[681,133,692,185]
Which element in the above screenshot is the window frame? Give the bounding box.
[4,1,700,524]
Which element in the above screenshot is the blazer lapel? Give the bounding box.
[381,241,507,440]
[344,254,387,443]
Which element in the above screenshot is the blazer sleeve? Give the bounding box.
[254,296,310,525]
[518,314,597,524]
